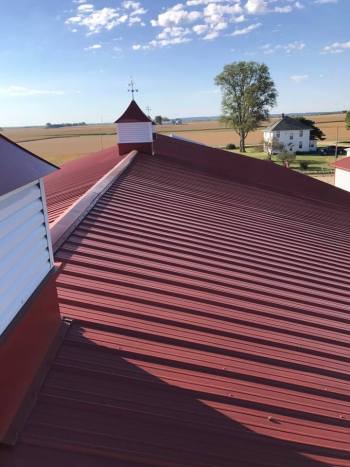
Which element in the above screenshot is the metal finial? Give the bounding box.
[128,78,138,100]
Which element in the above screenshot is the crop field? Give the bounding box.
[158,113,349,148]
[1,113,348,171]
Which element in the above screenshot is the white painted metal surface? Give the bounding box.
[335,168,350,192]
[0,180,53,335]
[117,122,153,143]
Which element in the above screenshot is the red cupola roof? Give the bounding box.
[115,99,152,124]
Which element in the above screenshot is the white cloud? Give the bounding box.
[245,0,267,14]
[0,86,65,97]
[322,41,350,54]
[77,3,94,12]
[151,4,201,27]
[84,43,102,50]
[274,5,292,13]
[261,40,306,54]
[66,0,147,33]
[290,74,309,83]
[314,0,337,3]
[131,0,306,50]
[232,22,261,35]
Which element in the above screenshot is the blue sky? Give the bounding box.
[0,0,349,126]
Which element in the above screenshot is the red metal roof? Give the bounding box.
[2,143,350,466]
[115,100,152,124]
[334,156,350,173]
[45,145,123,224]
[0,134,57,197]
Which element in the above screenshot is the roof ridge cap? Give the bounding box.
[50,150,138,251]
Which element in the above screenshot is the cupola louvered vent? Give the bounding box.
[0,180,53,335]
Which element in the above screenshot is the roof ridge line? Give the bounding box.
[50,150,137,252]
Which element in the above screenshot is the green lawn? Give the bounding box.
[225,146,336,173]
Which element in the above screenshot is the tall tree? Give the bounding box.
[155,115,163,125]
[346,111,350,130]
[295,117,326,140]
[215,61,277,152]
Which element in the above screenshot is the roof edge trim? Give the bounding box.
[50,150,137,252]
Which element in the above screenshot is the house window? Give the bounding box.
[299,130,303,137]
[276,131,280,138]
[299,141,302,149]
[290,133,293,140]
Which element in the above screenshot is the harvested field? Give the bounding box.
[158,113,349,147]
[1,112,348,166]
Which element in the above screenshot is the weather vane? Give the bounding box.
[128,78,138,100]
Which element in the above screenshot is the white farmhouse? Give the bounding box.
[334,156,350,192]
[264,114,317,155]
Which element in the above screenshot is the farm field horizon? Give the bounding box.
[2,112,349,170]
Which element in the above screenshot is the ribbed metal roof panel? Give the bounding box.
[44,145,122,223]
[3,152,350,466]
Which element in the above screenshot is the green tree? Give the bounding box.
[277,150,296,168]
[265,138,284,160]
[346,111,350,130]
[295,117,326,140]
[215,61,277,152]
[155,115,163,125]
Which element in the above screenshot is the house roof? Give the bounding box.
[0,134,58,197]
[1,136,350,466]
[334,155,350,173]
[265,116,312,133]
[115,100,152,124]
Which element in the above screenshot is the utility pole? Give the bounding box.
[335,126,339,159]
[128,78,138,100]
[146,106,152,119]
[100,115,104,152]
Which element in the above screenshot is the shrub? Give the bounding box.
[299,161,309,170]
[277,150,296,168]
[226,143,236,150]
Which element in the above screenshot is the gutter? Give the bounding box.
[50,150,137,252]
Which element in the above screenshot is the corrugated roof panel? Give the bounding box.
[2,153,349,466]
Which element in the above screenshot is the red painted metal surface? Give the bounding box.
[44,145,122,224]
[118,142,153,155]
[2,150,350,466]
[155,134,350,208]
[115,100,152,123]
[334,156,350,172]
[0,268,61,441]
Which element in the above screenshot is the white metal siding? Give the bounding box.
[117,122,153,143]
[0,181,53,335]
[264,129,316,153]
[335,168,350,192]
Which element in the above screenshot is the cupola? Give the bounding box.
[115,100,154,155]
[0,134,61,442]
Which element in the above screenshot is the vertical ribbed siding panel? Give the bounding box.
[117,122,153,143]
[0,181,52,335]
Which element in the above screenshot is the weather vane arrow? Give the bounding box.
[128,78,138,100]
